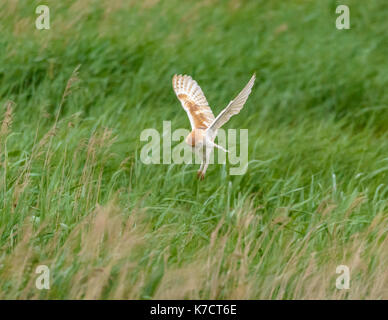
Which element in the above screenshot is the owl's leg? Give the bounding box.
[197,161,204,178]
[199,146,213,180]
[197,147,204,179]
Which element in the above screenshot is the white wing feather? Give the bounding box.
[206,74,255,137]
[172,74,215,129]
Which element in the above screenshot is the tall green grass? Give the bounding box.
[0,0,387,299]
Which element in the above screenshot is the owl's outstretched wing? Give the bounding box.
[172,74,215,129]
[206,74,255,136]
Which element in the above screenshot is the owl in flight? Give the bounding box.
[172,73,255,180]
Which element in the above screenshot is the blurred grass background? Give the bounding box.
[0,0,387,299]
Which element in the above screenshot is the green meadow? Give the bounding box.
[0,0,387,299]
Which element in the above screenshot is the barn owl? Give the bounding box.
[172,73,255,180]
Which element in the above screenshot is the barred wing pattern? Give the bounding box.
[207,74,256,136]
[172,74,215,129]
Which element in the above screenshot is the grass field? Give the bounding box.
[0,0,387,299]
